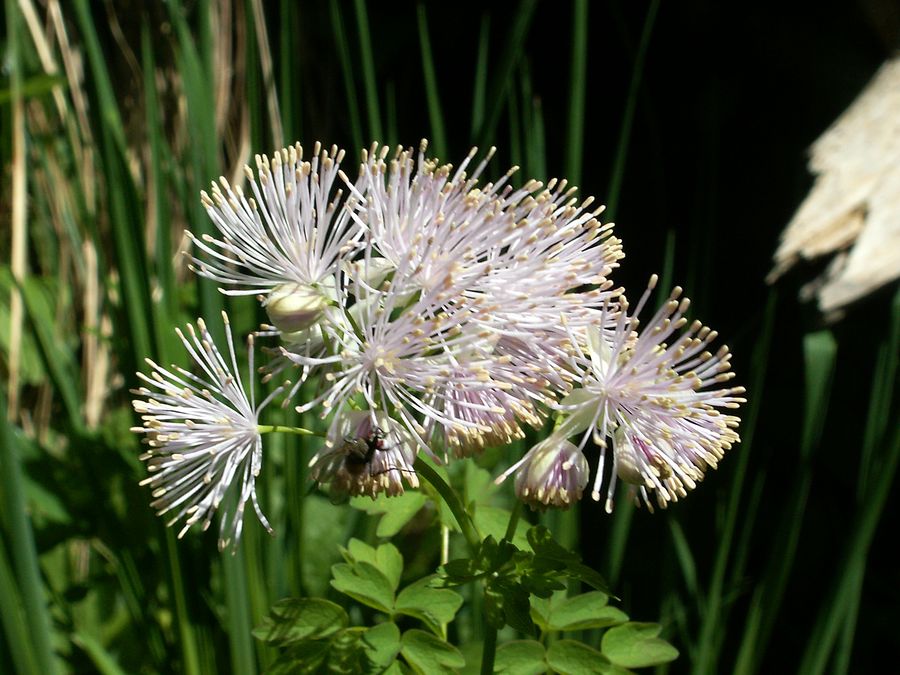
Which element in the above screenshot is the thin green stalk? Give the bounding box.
[385,80,398,148]
[279,0,300,141]
[732,329,838,675]
[564,0,588,185]
[504,501,523,541]
[329,0,364,150]
[161,529,202,675]
[604,499,634,585]
[693,291,777,673]
[0,392,59,674]
[480,624,498,675]
[797,422,900,674]
[0,529,40,674]
[832,563,864,675]
[417,2,447,157]
[353,0,382,141]
[470,13,490,140]
[74,0,154,364]
[481,504,522,675]
[797,289,900,675]
[223,547,256,674]
[475,0,538,149]
[414,458,480,552]
[141,24,178,366]
[523,66,546,181]
[258,425,320,436]
[605,0,660,220]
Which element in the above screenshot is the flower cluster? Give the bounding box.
[132,140,744,545]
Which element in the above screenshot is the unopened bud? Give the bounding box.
[265,283,329,333]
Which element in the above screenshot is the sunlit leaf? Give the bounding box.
[601,622,679,668]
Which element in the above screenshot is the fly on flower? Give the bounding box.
[309,411,419,499]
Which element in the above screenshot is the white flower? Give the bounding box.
[345,141,624,319]
[284,278,501,454]
[189,142,360,297]
[426,335,552,458]
[554,276,746,512]
[131,313,283,550]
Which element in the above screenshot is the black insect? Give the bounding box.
[343,427,387,475]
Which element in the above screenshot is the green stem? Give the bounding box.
[480,624,498,675]
[605,0,660,221]
[504,500,523,541]
[257,425,321,437]
[481,503,522,673]
[414,458,480,552]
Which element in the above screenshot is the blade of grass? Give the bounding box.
[521,63,546,181]
[141,24,178,365]
[564,0,588,185]
[602,2,663,584]
[329,0,364,150]
[74,0,154,364]
[352,0,382,141]
[221,543,257,674]
[732,328,838,675]
[279,0,300,141]
[385,79,398,148]
[6,0,27,421]
[604,499,635,586]
[169,5,259,671]
[691,291,777,673]
[796,288,900,675]
[161,527,203,675]
[605,0,660,220]
[475,0,538,149]
[507,82,522,170]
[417,2,447,157]
[168,2,234,331]
[18,278,83,433]
[831,562,863,675]
[470,13,490,141]
[0,534,40,675]
[797,421,900,675]
[667,517,699,601]
[71,632,128,675]
[250,0,284,146]
[0,391,60,674]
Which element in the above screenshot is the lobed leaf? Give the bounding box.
[601,622,679,668]
[400,629,465,674]
[331,562,396,614]
[547,640,611,674]
[363,622,402,669]
[495,640,547,675]
[352,492,429,538]
[395,576,463,637]
[252,598,349,646]
[545,592,628,632]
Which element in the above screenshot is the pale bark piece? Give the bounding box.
[771,56,900,314]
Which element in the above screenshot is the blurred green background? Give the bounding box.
[1,0,898,673]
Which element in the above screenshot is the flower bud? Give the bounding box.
[265,283,329,333]
[514,435,589,510]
